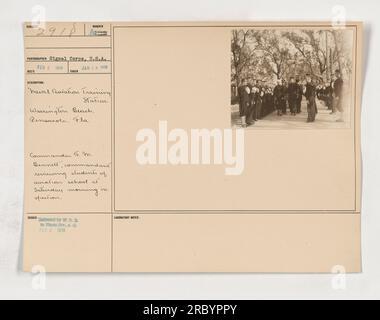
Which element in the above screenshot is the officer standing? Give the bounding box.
[280,79,288,114]
[254,80,264,120]
[333,69,344,122]
[295,77,303,113]
[237,79,251,127]
[324,81,333,110]
[273,80,283,116]
[237,79,248,117]
[246,79,256,126]
[304,74,317,123]
[287,77,298,116]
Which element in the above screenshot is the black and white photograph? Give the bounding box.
[231,27,355,129]
[2,0,380,303]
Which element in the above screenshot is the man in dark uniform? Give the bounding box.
[280,79,288,114]
[237,79,248,117]
[304,74,317,122]
[254,80,264,120]
[333,69,344,122]
[329,75,336,114]
[246,79,256,126]
[237,79,251,127]
[268,87,275,113]
[261,85,271,117]
[287,76,298,116]
[273,80,283,116]
[324,81,333,110]
[295,77,303,113]
[316,82,323,100]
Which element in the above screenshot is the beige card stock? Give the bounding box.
[23,22,362,272]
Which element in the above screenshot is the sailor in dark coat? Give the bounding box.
[261,85,271,117]
[295,78,303,113]
[324,81,333,110]
[254,80,264,120]
[281,79,288,114]
[237,79,248,117]
[333,69,344,122]
[303,74,317,122]
[273,80,285,116]
[287,77,298,116]
[246,80,256,126]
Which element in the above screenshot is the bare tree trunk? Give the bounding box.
[325,30,329,81]
[332,30,343,72]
